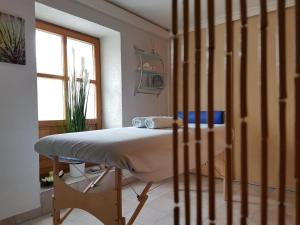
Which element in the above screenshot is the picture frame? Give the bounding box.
[0,11,25,65]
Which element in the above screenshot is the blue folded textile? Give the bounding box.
[58,156,84,164]
[178,111,224,124]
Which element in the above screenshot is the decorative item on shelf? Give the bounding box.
[0,11,25,65]
[142,62,153,71]
[40,170,64,187]
[65,49,90,177]
[134,46,165,96]
[152,74,164,88]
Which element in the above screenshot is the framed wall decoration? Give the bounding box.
[0,11,25,65]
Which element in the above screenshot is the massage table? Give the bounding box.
[35,124,225,225]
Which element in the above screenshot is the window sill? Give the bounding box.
[38,119,98,128]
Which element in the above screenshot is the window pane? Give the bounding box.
[36,30,63,76]
[67,38,96,80]
[86,84,97,119]
[37,78,65,121]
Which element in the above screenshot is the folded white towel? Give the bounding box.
[145,116,182,129]
[132,117,148,128]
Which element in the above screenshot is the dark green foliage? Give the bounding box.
[0,12,25,65]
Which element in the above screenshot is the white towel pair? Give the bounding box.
[132,117,148,128]
[132,116,183,129]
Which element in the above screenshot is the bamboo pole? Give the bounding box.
[295,0,300,224]
[277,1,287,225]
[174,206,180,225]
[239,0,248,224]
[172,1,180,224]
[194,0,202,224]
[225,0,233,224]
[240,122,248,225]
[172,0,179,205]
[295,75,300,224]
[207,0,216,224]
[259,1,268,225]
[183,0,190,224]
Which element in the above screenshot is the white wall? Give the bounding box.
[37,0,170,127]
[0,0,169,219]
[120,34,169,126]
[0,0,40,220]
[101,35,123,128]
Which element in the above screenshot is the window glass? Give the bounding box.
[36,23,99,122]
[37,77,65,121]
[67,38,95,80]
[36,30,64,76]
[86,84,97,119]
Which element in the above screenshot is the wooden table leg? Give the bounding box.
[127,182,152,225]
[115,168,126,225]
[52,156,60,225]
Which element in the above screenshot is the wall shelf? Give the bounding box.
[135,48,162,61]
[134,46,165,96]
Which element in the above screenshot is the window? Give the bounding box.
[36,20,101,127]
[36,21,101,177]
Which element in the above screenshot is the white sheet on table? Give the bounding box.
[35,124,225,182]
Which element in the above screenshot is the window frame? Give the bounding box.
[36,20,102,129]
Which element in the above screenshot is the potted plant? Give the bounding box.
[65,54,90,177]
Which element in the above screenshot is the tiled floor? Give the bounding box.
[21,175,295,225]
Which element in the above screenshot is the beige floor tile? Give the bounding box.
[132,206,166,225]
[20,175,295,225]
[268,189,296,207]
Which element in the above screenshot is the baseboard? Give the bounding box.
[0,208,41,225]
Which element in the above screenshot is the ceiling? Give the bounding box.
[106,0,291,30]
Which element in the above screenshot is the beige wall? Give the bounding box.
[178,7,295,189]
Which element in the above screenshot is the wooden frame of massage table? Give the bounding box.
[51,156,153,225]
[51,153,227,225]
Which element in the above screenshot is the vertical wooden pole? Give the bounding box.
[277,1,287,225]
[295,0,300,225]
[115,168,125,225]
[172,0,179,205]
[172,0,180,224]
[225,0,233,224]
[239,0,248,224]
[174,206,180,225]
[194,0,202,224]
[183,0,190,224]
[207,0,216,224]
[259,1,268,225]
[52,156,60,225]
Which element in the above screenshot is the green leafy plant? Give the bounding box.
[0,12,25,65]
[65,59,90,133]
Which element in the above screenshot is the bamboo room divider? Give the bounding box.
[171,0,300,224]
[295,1,300,225]
[277,1,287,225]
[240,0,248,224]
